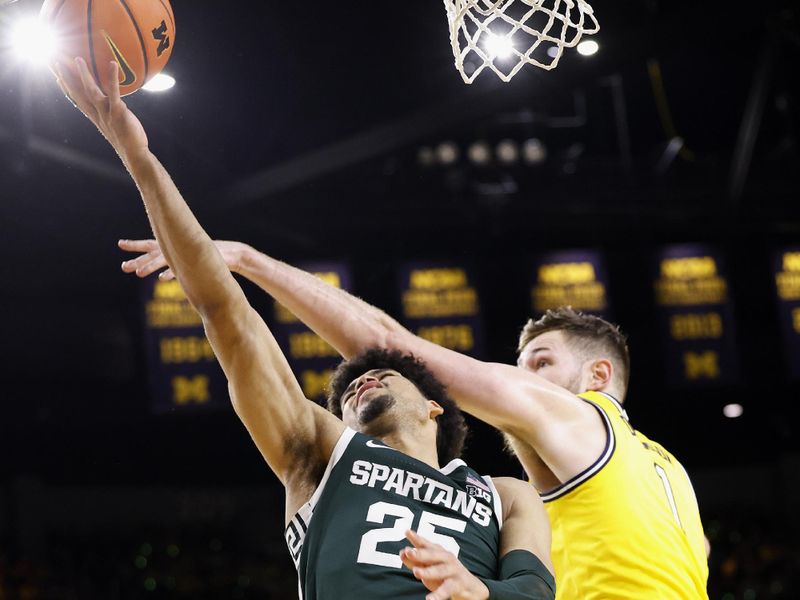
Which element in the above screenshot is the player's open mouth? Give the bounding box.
[355,380,383,405]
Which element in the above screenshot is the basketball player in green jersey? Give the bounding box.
[56,58,555,600]
[121,237,710,598]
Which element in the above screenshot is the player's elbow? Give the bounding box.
[191,284,248,323]
[193,296,232,321]
[200,302,258,356]
[383,324,426,356]
[340,317,398,357]
[172,250,244,319]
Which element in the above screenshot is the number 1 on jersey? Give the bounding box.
[654,464,683,528]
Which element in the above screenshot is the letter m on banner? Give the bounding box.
[140,277,229,414]
[683,351,720,380]
[172,375,211,405]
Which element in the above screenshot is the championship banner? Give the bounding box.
[270,262,353,403]
[774,247,800,379]
[142,278,228,414]
[397,262,485,359]
[653,244,738,386]
[530,249,611,318]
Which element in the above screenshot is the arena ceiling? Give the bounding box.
[0,0,798,483]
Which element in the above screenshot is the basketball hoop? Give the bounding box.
[443,0,599,83]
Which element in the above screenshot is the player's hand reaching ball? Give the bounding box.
[400,530,490,600]
[55,58,149,163]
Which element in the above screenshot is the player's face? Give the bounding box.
[339,369,430,434]
[517,330,589,394]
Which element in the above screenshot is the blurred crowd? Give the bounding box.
[0,510,798,599]
[706,511,800,599]
[0,526,296,600]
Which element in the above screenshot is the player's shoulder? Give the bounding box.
[491,477,549,528]
[491,476,542,504]
[578,390,627,414]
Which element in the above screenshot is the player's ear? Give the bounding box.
[427,400,444,419]
[587,358,613,390]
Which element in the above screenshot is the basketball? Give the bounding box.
[39,0,175,96]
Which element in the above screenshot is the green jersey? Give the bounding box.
[284,428,503,599]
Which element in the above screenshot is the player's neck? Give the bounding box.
[379,432,440,470]
[584,383,625,403]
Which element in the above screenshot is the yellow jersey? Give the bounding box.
[542,391,708,600]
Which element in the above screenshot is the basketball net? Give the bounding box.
[443,0,599,83]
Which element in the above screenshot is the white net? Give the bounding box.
[443,0,599,83]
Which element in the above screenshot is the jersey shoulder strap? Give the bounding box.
[285,427,358,567]
[442,458,505,530]
[539,391,617,502]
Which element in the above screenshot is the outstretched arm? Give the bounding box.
[120,239,396,359]
[58,60,343,499]
[118,240,605,484]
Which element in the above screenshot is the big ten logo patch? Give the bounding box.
[466,476,492,504]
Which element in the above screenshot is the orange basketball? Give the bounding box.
[40,0,175,96]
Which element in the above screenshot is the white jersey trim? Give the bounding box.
[596,391,629,422]
[540,401,616,503]
[309,427,357,509]
[482,475,504,531]
[440,458,467,475]
[285,427,357,571]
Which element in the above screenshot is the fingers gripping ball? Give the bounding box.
[40,0,175,96]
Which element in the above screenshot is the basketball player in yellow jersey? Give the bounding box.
[511,310,707,599]
[538,389,707,598]
[120,242,710,598]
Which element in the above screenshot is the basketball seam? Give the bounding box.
[157,0,175,33]
[86,0,102,86]
[117,0,149,82]
[49,0,69,23]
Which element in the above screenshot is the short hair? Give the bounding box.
[518,306,631,393]
[327,348,468,464]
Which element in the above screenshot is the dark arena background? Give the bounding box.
[1,0,799,598]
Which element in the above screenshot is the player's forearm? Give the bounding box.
[480,550,555,600]
[235,247,528,428]
[122,152,331,477]
[234,246,402,358]
[224,244,549,437]
[125,149,243,316]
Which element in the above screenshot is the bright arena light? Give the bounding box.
[523,138,547,164]
[435,141,459,165]
[484,33,514,59]
[467,141,491,165]
[577,40,599,56]
[11,17,57,65]
[496,139,519,164]
[142,73,176,92]
[723,403,744,419]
